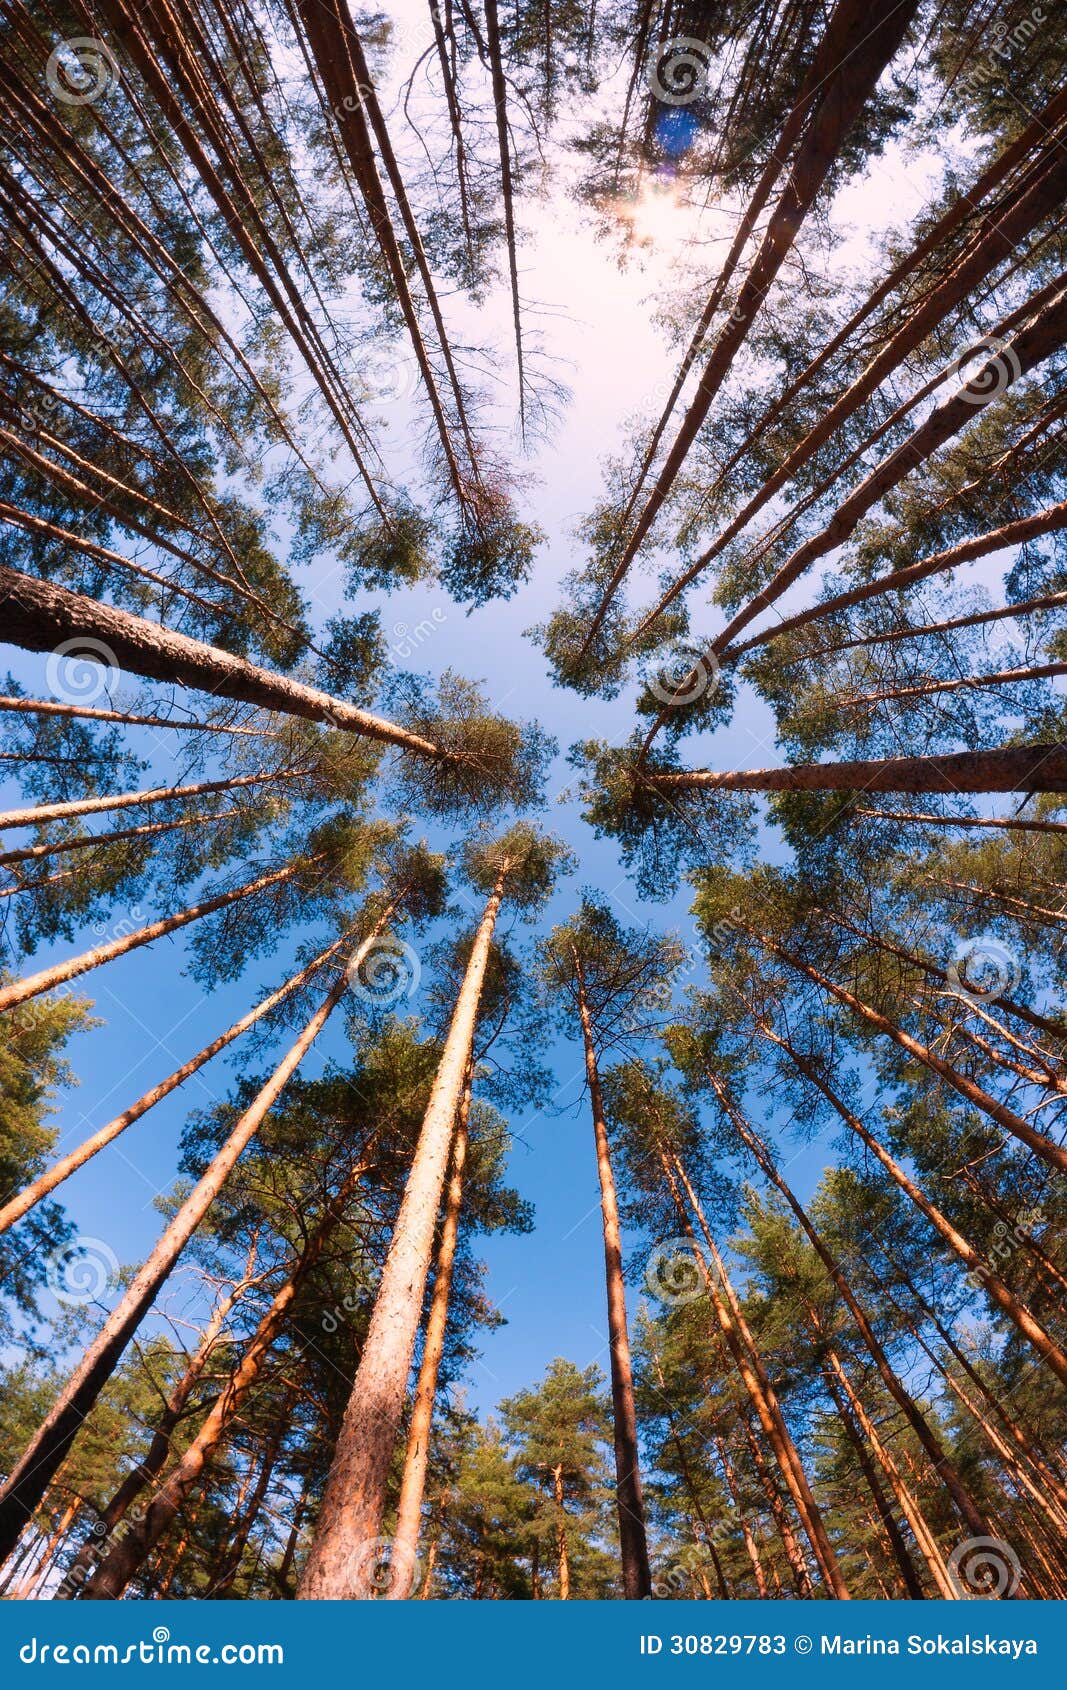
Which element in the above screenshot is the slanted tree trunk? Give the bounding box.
[878,1263,1067,1525]
[0,935,349,1234]
[574,954,652,1599]
[713,1090,1000,1544]
[738,1415,814,1598]
[826,1351,956,1598]
[207,1391,294,1598]
[16,1495,81,1599]
[298,861,512,1598]
[588,0,920,620]
[0,806,241,872]
[56,1262,257,1597]
[747,927,1067,1173]
[0,695,268,737]
[0,930,371,1561]
[705,282,1067,658]
[854,809,1067,839]
[715,1435,768,1598]
[0,768,301,833]
[645,151,1067,643]
[79,1140,378,1600]
[0,565,446,760]
[641,743,1067,798]
[833,659,1067,713]
[647,1344,730,1599]
[811,905,1066,1045]
[483,0,527,436]
[785,587,1067,666]
[820,1362,925,1598]
[0,857,313,1016]
[722,501,1067,663]
[657,1148,844,1595]
[389,1066,474,1593]
[750,1013,1067,1379]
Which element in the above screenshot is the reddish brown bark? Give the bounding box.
[298,864,512,1598]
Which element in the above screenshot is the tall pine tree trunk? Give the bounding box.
[389,1066,474,1593]
[298,863,512,1598]
[826,1351,956,1599]
[575,955,652,1598]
